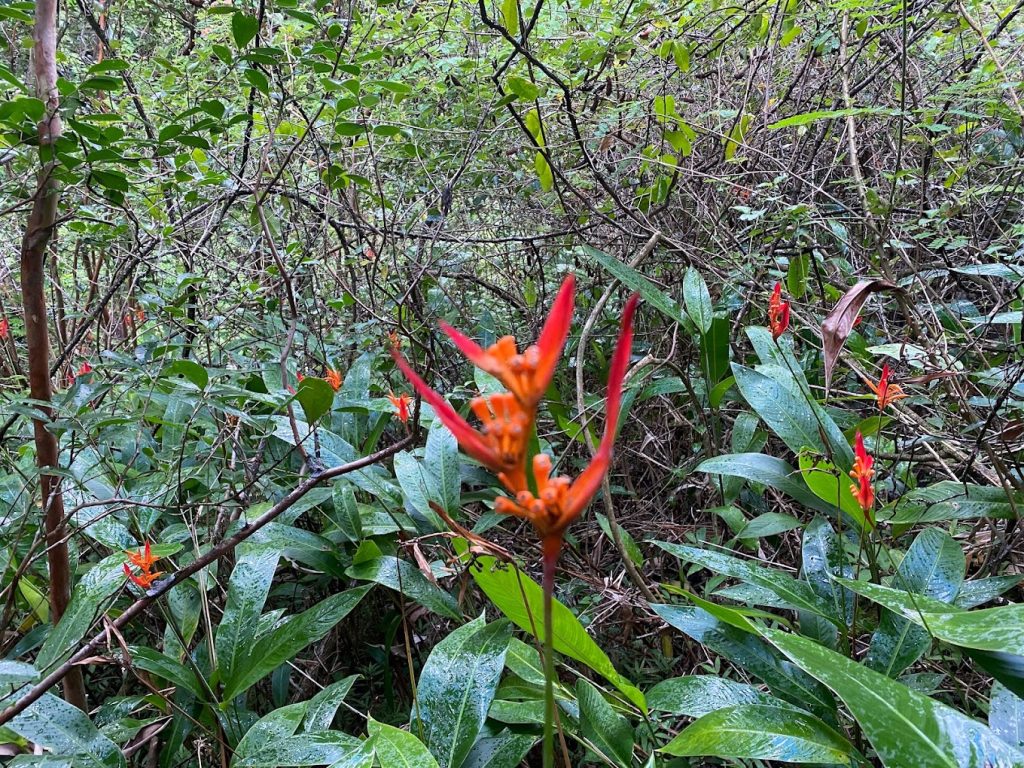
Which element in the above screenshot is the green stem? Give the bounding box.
[542,535,561,768]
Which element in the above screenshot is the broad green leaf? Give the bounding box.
[956,575,1023,609]
[505,76,537,100]
[800,518,853,649]
[162,359,209,389]
[787,253,810,300]
[887,482,1023,524]
[990,682,1024,749]
[866,529,964,677]
[231,13,259,49]
[233,703,307,763]
[659,704,854,764]
[3,691,125,768]
[416,617,512,768]
[724,112,752,160]
[577,679,634,768]
[222,585,371,700]
[697,453,843,518]
[453,540,645,711]
[296,377,336,424]
[839,578,1024,658]
[346,556,460,620]
[647,675,776,717]
[0,660,38,686]
[216,549,279,686]
[305,676,359,732]
[233,732,365,768]
[394,451,445,531]
[332,484,363,542]
[653,541,842,625]
[37,553,130,671]
[130,647,204,698]
[700,317,731,386]
[652,604,835,720]
[738,512,801,539]
[733,364,853,470]
[682,267,713,334]
[368,720,439,768]
[798,452,867,527]
[764,629,1024,767]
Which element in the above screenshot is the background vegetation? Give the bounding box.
[1,0,1023,764]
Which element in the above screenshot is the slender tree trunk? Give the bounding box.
[21,0,87,711]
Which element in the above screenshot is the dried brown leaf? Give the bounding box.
[822,279,901,394]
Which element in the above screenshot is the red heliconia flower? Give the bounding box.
[0,317,9,339]
[388,391,412,424]
[493,294,638,541]
[77,362,92,376]
[124,541,163,589]
[391,276,577,493]
[849,431,875,522]
[297,372,305,382]
[439,276,576,409]
[864,363,907,411]
[325,368,342,391]
[768,282,791,340]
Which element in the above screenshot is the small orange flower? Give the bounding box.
[325,368,342,391]
[388,331,400,349]
[768,282,790,341]
[864,363,907,411]
[849,432,875,522]
[0,317,9,339]
[123,541,163,590]
[388,391,412,424]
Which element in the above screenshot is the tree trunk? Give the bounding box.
[21,0,87,711]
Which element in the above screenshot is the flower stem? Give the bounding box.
[541,535,561,768]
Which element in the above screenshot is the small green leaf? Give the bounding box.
[295,377,335,423]
[647,675,776,717]
[500,0,519,35]
[232,12,259,49]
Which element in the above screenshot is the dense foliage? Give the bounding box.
[1,0,1024,765]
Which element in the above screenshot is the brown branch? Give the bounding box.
[19,0,87,712]
[0,435,413,727]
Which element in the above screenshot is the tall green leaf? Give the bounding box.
[453,540,645,711]
[346,556,461,620]
[216,549,279,686]
[415,616,512,768]
[866,529,964,677]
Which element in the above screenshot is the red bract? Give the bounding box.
[849,432,875,522]
[768,282,790,340]
[0,317,8,339]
